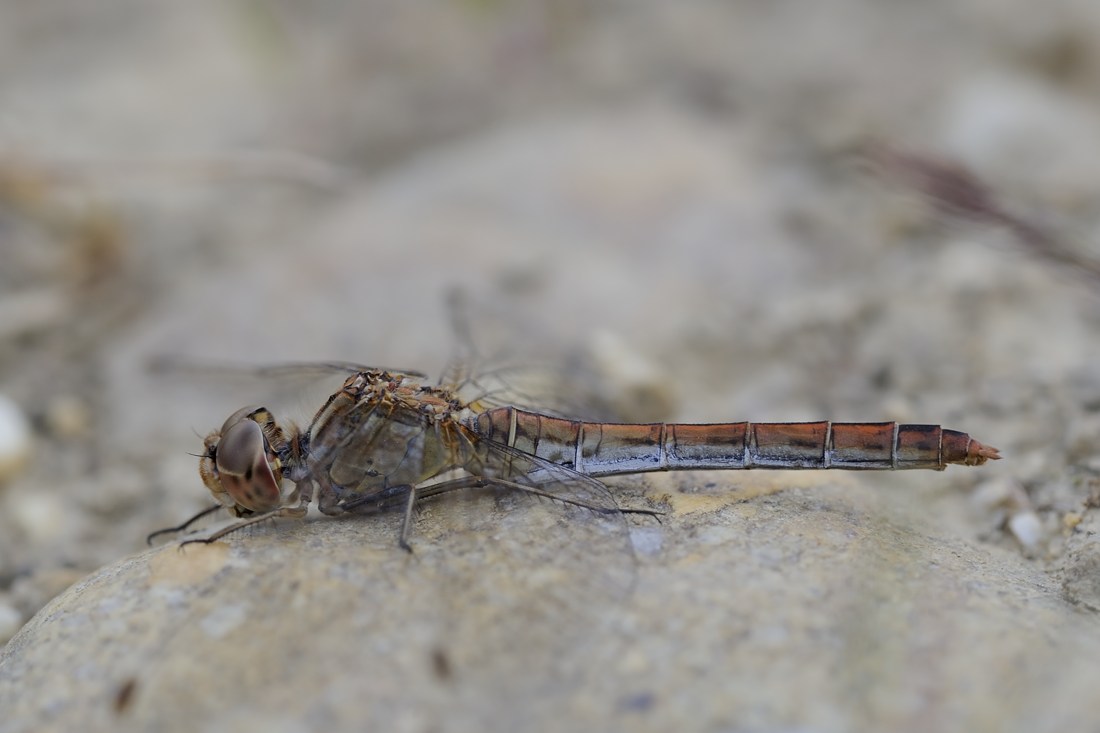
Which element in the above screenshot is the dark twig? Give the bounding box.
[864,142,1100,284]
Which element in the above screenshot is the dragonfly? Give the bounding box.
[151,363,1000,548]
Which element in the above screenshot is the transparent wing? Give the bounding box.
[148,356,427,380]
[453,362,630,421]
[147,358,431,455]
[439,289,638,421]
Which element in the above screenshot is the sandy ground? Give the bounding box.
[3,2,1100,731]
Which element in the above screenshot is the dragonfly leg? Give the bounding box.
[178,503,309,547]
[415,475,624,515]
[398,484,418,554]
[146,504,225,545]
[620,505,666,523]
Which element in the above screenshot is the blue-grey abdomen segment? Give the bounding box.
[475,407,666,475]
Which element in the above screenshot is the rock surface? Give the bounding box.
[6,474,1098,733]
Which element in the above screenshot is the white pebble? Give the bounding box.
[0,394,32,483]
[10,492,68,543]
[0,601,23,644]
[1008,511,1043,550]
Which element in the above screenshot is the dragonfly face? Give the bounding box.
[199,406,290,516]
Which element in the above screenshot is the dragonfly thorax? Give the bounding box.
[304,374,479,515]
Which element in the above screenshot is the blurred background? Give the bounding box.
[4,0,1100,651]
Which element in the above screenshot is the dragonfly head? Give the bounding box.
[200,406,289,515]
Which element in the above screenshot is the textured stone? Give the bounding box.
[2,476,1098,733]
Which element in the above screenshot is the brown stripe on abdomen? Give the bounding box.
[513,410,581,466]
[664,423,748,468]
[829,422,896,468]
[749,422,829,467]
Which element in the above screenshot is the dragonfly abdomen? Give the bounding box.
[474,408,999,475]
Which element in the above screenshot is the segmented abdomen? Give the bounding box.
[473,407,999,475]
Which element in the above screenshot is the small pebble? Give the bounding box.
[44,395,91,439]
[0,601,23,645]
[0,394,32,483]
[9,492,68,543]
[1008,511,1043,550]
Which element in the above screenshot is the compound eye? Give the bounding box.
[220,406,260,437]
[214,418,282,513]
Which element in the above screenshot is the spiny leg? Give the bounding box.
[330,484,421,553]
[399,484,419,554]
[332,474,664,553]
[178,504,309,548]
[416,475,662,520]
[146,504,225,545]
[336,475,629,553]
[405,476,580,556]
